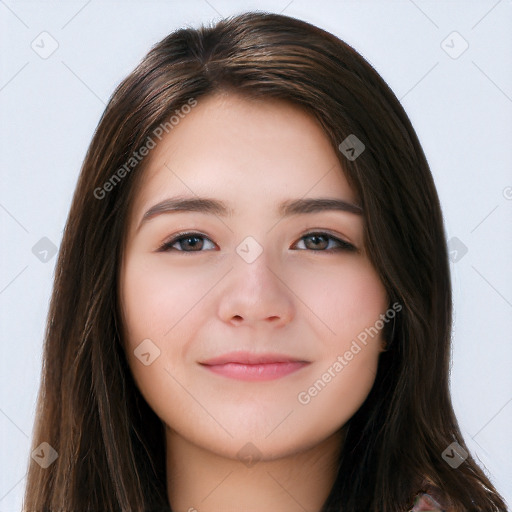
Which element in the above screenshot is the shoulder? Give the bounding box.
[409,491,445,511]
[409,478,455,512]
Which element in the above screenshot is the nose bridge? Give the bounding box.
[233,235,280,295]
[217,235,293,324]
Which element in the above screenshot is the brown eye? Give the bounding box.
[294,232,356,252]
[157,231,356,253]
[158,232,216,252]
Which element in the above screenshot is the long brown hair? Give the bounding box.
[22,11,507,512]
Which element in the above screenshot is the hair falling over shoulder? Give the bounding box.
[22,11,508,512]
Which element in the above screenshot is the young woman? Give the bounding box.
[22,11,507,512]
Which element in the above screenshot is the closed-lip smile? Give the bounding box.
[199,351,311,381]
[200,350,309,365]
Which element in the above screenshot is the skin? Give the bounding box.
[119,92,389,512]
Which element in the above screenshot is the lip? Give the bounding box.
[200,361,310,381]
[199,351,311,381]
[200,351,308,365]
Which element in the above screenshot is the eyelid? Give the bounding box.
[157,229,358,252]
[295,230,358,252]
[300,229,356,247]
[157,230,215,252]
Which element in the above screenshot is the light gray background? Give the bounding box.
[1,1,511,510]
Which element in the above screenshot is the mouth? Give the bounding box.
[199,351,311,381]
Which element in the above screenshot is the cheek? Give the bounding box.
[292,262,388,425]
[119,253,224,375]
[289,257,388,342]
[120,255,212,341]
[119,255,204,421]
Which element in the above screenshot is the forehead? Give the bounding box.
[129,92,357,223]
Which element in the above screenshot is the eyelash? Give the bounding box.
[157,230,357,253]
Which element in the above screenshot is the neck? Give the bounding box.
[165,425,345,512]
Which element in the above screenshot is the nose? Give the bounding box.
[216,249,294,328]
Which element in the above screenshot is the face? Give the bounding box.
[119,92,389,461]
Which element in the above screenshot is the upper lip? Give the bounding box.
[200,351,309,365]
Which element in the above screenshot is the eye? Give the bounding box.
[157,230,356,253]
[292,231,356,252]
[158,231,216,252]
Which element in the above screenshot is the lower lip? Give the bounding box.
[200,362,310,381]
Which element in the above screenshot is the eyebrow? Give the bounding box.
[137,196,363,232]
